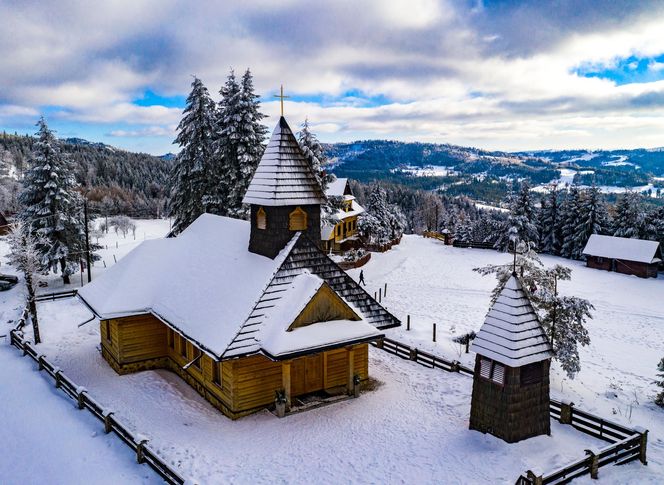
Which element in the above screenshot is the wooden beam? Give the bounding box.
[282,360,292,410]
[323,352,328,390]
[347,346,355,395]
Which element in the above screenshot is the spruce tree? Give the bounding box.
[574,185,610,252]
[613,191,643,239]
[19,118,85,284]
[560,186,583,259]
[169,77,218,234]
[539,186,561,255]
[496,181,538,251]
[656,357,664,407]
[297,118,333,191]
[215,69,268,217]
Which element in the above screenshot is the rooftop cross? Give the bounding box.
[273,84,290,116]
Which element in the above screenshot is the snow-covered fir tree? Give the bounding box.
[612,191,643,239]
[474,244,593,379]
[169,77,218,234]
[215,69,268,217]
[358,184,405,245]
[656,357,664,407]
[297,118,333,191]
[19,118,85,284]
[494,181,538,251]
[574,185,610,252]
[538,186,562,255]
[560,186,583,259]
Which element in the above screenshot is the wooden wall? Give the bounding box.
[101,315,371,419]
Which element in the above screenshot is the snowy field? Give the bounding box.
[2,223,663,484]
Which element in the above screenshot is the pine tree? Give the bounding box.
[169,77,218,234]
[655,357,664,407]
[613,191,643,239]
[215,69,268,217]
[19,118,85,284]
[297,118,333,191]
[539,186,561,254]
[574,185,609,252]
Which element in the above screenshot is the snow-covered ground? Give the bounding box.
[2,224,663,484]
[393,165,457,177]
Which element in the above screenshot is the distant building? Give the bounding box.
[469,274,553,443]
[582,234,661,279]
[320,178,365,253]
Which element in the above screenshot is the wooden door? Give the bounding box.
[290,354,324,397]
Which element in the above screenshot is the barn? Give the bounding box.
[582,234,661,279]
[78,116,399,419]
[320,178,365,253]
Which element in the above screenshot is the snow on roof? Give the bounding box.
[242,117,326,207]
[79,214,292,357]
[257,272,379,357]
[582,234,661,264]
[326,178,349,197]
[320,200,365,240]
[470,275,552,367]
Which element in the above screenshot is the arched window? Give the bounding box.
[289,207,308,231]
[256,207,266,230]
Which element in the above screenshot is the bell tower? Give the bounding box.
[243,116,326,258]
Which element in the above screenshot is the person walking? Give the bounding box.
[359,269,366,286]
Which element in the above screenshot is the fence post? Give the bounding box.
[585,448,599,479]
[526,470,542,485]
[104,411,115,433]
[409,348,417,361]
[433,323,437,343]
[406,315,410,331]
[379,288,382,303]
[451,360,460,373]
[54,369,62,389]
[77,389,87,410]
[384,283,387,297]
[375,337,384,349]
[559,399,575,425]
[634,426,648,465]
[38,354,45,370]
[136,438,149,464]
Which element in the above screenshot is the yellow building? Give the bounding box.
[78,117,399,419]
[321,178,365,253]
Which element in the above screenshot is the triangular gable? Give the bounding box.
[222,234,401,359]
[289,281,361,331]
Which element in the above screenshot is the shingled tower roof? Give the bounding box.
[242,116,326,206]
[470,275,552,367]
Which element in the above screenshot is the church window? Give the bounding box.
[289,207,307,231]
[256,207,266,230]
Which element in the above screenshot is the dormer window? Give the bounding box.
[289,207,308,231]
[256,207,267,230]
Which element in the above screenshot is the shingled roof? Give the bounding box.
[242,116,326,206]
[470,275,552,367]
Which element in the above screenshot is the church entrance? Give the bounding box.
[291,353,324,396]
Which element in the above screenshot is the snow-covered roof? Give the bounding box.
[582,234,662,264]
[321,200,365,240]
[470,275,552,367]
[79,213,399,360]
[326,178,350,197]
[242,117,326,207]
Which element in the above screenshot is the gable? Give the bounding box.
[289,283,361,330]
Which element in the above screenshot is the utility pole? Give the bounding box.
[83,198,92,283]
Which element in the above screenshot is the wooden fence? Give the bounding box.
[8,303,186,485]
[452,240,495,250]
[35,289,78,302]
[372,337,648,485]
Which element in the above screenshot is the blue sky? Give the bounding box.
[2,0,664,154]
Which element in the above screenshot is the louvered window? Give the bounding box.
[491,363,505,385]
[521,362,543,385]
[479,358,492,379]
[256,207,266,230]
[289,207,308,231]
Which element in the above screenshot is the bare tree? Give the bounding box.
[6,221,47,343]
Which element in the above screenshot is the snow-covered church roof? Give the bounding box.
[470,275,552,367]
[242,117,326,207]
[582,234,662,264]
[78,214,398,360]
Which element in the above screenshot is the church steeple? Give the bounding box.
[243,116,326,258]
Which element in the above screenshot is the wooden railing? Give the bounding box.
[35,289,78,302]
[372,337,648,485]
[8,304,186,485]
[452,240,495,249]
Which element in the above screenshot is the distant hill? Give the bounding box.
[0,133,173,216]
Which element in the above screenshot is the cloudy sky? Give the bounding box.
[3,0,664,155]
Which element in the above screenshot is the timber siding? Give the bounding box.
[586,256,659,278]
[101,316,370,419]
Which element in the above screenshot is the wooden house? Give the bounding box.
[321,178,365,253]
[582,234,661,279]
[78,116,400,419]
[469,274,553,443]
[0,211,9,235]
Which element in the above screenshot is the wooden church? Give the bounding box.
[78,116,400,419]
[469,274,553,443]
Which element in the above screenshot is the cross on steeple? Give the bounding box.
[273,84,290,116]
